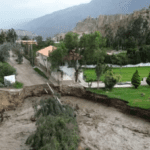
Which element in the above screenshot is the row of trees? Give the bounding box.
[105,15,150,50]
[48,31,112,86]
[0,28,18,44]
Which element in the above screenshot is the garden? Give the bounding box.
[89,85,150,110]
[83,66,150,82]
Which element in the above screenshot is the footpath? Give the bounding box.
[78,74,148,88]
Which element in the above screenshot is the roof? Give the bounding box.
[37,45,57,57]
[16,40,37,45]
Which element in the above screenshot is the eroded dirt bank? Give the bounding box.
[0,84,150,150]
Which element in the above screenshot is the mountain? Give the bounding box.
[73,9,150,39]
[14,0,150,39]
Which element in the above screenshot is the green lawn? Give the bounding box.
[83,66,150,82]
[89,85,150,110]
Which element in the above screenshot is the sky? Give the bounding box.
[0,0,91,29]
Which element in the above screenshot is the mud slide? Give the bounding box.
[0,84,150,150]
[0,94,150,150]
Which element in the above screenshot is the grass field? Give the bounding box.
[89,85,150,110]
[83,66,150,82]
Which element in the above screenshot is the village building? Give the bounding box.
[35,45,76,85]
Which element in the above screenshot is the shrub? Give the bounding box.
[131,70,141,88]
[104,70,122,90]
[0,62,16,84]
[12,81,23,89]
[146,72,150,86]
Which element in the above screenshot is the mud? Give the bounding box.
[61,96,150,150]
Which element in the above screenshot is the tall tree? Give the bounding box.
[64,32,79,52]
[45,37,54,46]
[0,43,11,62]
[6,28,18,43]
[47,42,68,72]
[95,62,110,89]
[0,30,7,44]
[21,36,30,40]
[11,43,24,64]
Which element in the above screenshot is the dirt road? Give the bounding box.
[0,94,150,150]
[7,51,48,86]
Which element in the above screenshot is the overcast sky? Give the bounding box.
[0,0,91,29]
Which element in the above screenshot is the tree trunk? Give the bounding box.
[75,70,78,82]
[97,76,100,89]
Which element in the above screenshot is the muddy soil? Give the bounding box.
[61,96,150,150]
[0,94,150,150]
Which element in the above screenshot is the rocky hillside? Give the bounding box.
[14,0,150,40]
[73,9,150,38]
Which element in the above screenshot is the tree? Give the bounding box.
[48,42,68,72]
[81,31,106,65]
[139,46,148,63]
[95,62,111,89]
[6,28,18,43]
[45,37,54,46]
[35,36,43,44]
[11,43,24,64]
[0,43,11,62]
[21,36,30,40]
[146,72,150,86]
[0,30,7,44]
[104,70,122,91]
[64,32,79,52]
[131,70,141,88]
[146,31,150,45]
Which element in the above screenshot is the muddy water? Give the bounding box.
[61,96,150,150]
[0,95,150,150]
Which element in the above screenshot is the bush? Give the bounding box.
[146,72,150,86]
[131,70,141,88]
[0,62,16,84]
[12,81,23,89]
[25,97,79,150]
[104,70,122,90]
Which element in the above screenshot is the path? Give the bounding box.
[7,51,48,87]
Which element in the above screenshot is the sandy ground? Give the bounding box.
[7,51,48,86]
[0,94,150,150]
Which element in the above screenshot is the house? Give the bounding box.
[35,45,75,85]
[16,40,37,45]
[36,45,57,69]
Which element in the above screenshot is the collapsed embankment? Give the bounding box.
[0,83,150,122]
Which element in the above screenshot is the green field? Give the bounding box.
[89,85,150,110]
[83,66,150,82]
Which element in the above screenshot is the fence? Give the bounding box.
[81,63,150,68]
